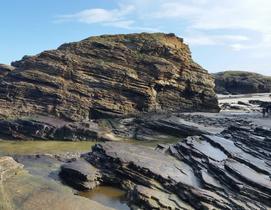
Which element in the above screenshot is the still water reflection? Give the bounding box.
[79,186,130,210]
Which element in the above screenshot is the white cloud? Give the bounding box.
[146,0,271,54]
[230,44,247,51]
[185,34,250,46]
[56,0,271,58]
[57,4,133,28]
[56,4,158,31]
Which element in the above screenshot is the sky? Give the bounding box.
[1,0,271,75]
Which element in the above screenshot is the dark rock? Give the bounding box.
[214,71,271,94]
[238,101,251,106]
[102,114,213,141]
[0,119,56,140]
[59,160,101,191]
[59,124,271,209]
[0,116,103,141]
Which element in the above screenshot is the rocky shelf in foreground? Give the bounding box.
[0,156,116,210]
[60,125,271,210]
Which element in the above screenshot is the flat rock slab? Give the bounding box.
[90,142,200,188]
[81,132,271,210]
[1,158,115,210]
[60,159,101,190]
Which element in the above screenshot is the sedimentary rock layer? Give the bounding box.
[60,125,271,210]
[0,33,219,122]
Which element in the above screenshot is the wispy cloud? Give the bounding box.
[56,0,271,56]
[144,0,271,54]
[185,34,250,46]
[57,4,134,27]
[56,4,157,31]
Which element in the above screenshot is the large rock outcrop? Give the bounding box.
[214,71,271,94]
[0,33,219,123]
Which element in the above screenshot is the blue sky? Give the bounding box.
[1,0,271,75]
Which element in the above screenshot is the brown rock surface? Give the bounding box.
[0,33,219,122]
[0,64,14,78]
[0,156,23,181]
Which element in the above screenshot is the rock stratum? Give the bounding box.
[214,71,271,94]
[59,123,271,210]
[0,33,218,125]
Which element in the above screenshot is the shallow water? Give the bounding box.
[0,138,182,210]
[0,137,181,156]
[79,186,130,210]
[0,140,95,155]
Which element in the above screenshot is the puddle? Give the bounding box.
[79,186,130,210]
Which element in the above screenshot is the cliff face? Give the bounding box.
[0,33,219,121]
[214,71,271,94]
[0,64,14,78]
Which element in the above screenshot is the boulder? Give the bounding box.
[59,160,101,190]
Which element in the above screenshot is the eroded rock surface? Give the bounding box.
[0,156,23,181]
[0,33,218,124]
[59,124,271,210]
[0,156,115,210]
[0,117,106,140]
[0,64,14,78]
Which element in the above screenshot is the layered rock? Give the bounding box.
[0,33,219,124]
[0,64,14,78]
[214,71,271,94]
[0,118,100,140]
[59,160,102,190]
[59,124,271,210]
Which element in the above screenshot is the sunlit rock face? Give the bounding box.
[0,64,14,78]
[0,33,219,122]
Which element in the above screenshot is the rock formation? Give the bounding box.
[0,64,14,78]
[0,33,218,125]
[60,124,271,210]
[0,156,115,210]
[214,71,271,94]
